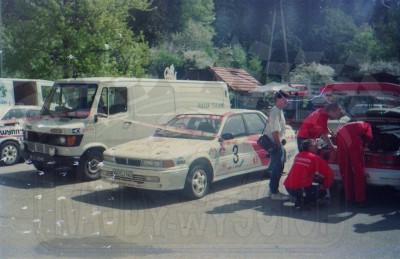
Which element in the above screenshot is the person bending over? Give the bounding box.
[296,102,342,151]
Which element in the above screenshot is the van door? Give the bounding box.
[95,86,133,148]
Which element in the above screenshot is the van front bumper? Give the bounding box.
[24,148,80,172]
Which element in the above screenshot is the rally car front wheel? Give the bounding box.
[183,163,210,199]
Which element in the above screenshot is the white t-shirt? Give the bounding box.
[264,105,286,141]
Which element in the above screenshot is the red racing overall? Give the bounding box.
[284,150,334,206]
[335,122,373,203]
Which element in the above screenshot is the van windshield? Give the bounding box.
[41,83,98,119]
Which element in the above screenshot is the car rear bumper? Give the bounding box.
[329,164,400,190]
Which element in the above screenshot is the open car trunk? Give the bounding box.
[318,83,400,188]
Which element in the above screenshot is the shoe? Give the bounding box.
[271,192,289,201]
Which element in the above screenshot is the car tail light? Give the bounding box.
[378,154,400,169]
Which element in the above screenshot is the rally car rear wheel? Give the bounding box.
[183,164,210,199]
[0,141,21,166]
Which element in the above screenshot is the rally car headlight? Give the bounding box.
[141,159,175,168]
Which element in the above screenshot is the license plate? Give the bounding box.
[114,170,134,178]
[30,154,45,162]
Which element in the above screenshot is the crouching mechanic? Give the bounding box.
[284,139,334,209]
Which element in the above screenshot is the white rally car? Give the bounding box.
[0,105,42,165]
[100,109,298,199]
[318,82,400,190]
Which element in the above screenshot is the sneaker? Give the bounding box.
[271,192,289,201]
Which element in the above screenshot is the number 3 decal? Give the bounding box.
[233,145,239,164]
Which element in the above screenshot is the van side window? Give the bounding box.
[98,88,108,115]
[109,87,127,115]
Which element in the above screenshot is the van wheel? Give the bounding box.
[0,141,21,166]
[183,164,210,199]
[78,150,103,181]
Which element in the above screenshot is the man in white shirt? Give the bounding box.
[264,90,290,201]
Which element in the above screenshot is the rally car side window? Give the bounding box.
[2,108,26,120]
[242,113,266,135]
[221,115,246,138]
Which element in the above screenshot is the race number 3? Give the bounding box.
[233,145,239,164]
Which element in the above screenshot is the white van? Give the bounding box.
[0,78,53,107]
[23,77,230,180]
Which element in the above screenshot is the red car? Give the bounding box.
[318,82,400,190]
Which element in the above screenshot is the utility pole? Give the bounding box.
[279,0,290,83]
[265,0,276,81]
[265,0,290,83]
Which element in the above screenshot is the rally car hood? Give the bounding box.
[320,82,400,122]
[106,136,219,160]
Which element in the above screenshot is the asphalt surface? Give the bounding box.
[0,162,399,258]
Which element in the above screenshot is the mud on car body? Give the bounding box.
[318,82,400,190]
[100,109,298,199]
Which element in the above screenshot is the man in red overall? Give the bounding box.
[284,139,334,209]
[296,102,342,151]
[335,121,373,206]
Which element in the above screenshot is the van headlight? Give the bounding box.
[56,136,67,145]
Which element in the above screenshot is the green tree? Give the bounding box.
[2,0,152,79]
[290,62,335,86]
[348,25,383,63]
[359,61,400,76]
[128,0,181,46]
[312,8,358,64]
[370,1,400,60]
[149,0,216,77]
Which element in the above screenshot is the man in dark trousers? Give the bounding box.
[264,90,290,201]
[296,102,342,151]
[284,139,334,209]
[335,121,373,206]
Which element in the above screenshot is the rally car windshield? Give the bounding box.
[41,83,98,119]
[154,114,223,140]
